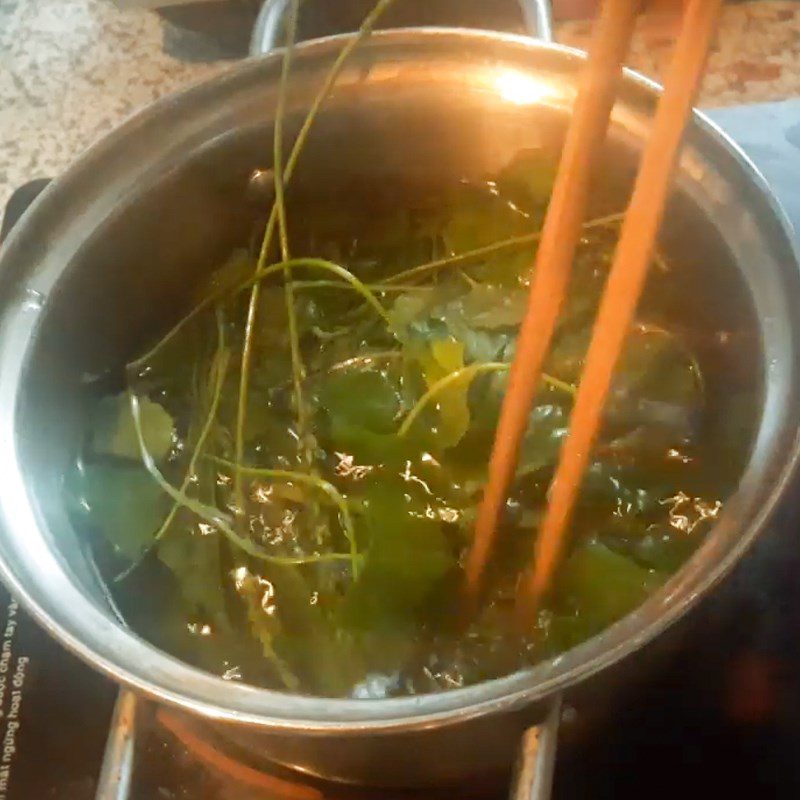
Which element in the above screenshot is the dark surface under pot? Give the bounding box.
[2,99,800,799]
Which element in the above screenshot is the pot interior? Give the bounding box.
[1,32,798,727]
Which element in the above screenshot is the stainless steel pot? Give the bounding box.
[0,17,799,800]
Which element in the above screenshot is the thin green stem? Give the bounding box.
[396,363,575,438]
[116,310,230,582]
[275,0,307,462]
[385,212,625,286]
[114,310,230,583]
[256,0,400,272]
[164,312,229,534]
[236,0,395,504]
[210,456,360,577]
[128,307,204,374]
[540,372,577,398]
[385,235,540,286]
[235,0,400,498]
[293,280,432,293]
[268,351,401,395]
[235,0,306,503]
[128,392,352,567]
[273,0,298,266]
[125,213,625,374]
[237,258,395,328]
[248,0,400,283]
[327,351,402,372]
[235,291,262,507]
[310,325,350,341]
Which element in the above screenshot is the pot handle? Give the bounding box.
[250,0,554,57]
[508,694,562,800]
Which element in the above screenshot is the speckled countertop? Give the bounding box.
[2,0,800,210]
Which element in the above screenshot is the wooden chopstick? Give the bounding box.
[516,0,723,620]
[463,0,639,602]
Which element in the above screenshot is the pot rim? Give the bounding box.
[1,26,799,735]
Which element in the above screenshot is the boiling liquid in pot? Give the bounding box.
[64,150,759,698]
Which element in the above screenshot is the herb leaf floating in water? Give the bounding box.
[63,0,752,698]
[417,339,471,449]
[317,367,414,464]
[546,539,665,652]
[233,567,301,691]
[66,460,169,562]
[91,394,174,462]
[319,369,402,436]
[343,479,455,633]
[157,514,229,624]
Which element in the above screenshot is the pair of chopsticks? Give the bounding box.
[465,0,722,620]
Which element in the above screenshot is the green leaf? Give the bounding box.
[65,460,169,561]
[91,394,174,462]
[157,521,228,621]
[546,326,592,384]
[496,148,558,207]
[388,285,522,371]
[327,415,420,465]
[317,368,417,463]
[343,480,455,633]
[233,567,300,691]
[611,492,720,573]
[449,392,568,482]
[630,524,703,573]
[518,404,570,476]
[386,282,461,342]
[441,184,533,286]
[579,460,662,517]
[442,183,530,254]
[192,248,254,305]
[417,338,471,449]
[263,564,359,696]
[557,539,663,627]
[611,325,701,408]
[259,284,347,347]
[386,291,432,339]
[443,285,529,330]
[319,369,401,435]
[548,323,703,445]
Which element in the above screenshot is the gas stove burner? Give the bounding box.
[95,691,506,800]
[156,709,323,799]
